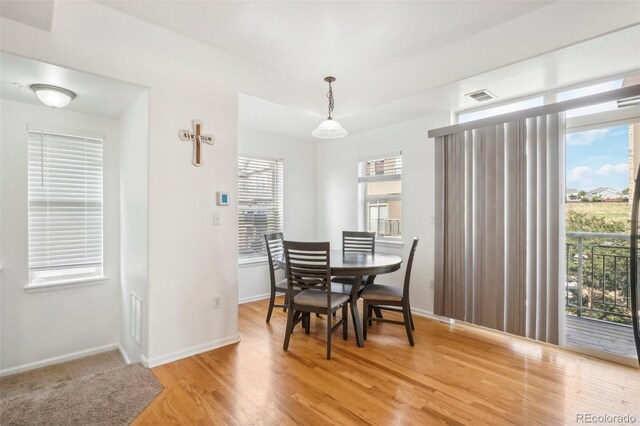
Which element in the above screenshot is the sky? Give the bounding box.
[566,124,630,192]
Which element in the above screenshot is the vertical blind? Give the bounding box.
[238,156,283,259]
[28,128,104,284]
[434,113,565,344]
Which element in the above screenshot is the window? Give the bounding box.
[238,156,284,260]
[28,127,104,286]
[457,96,544,123]
[557,78,626,118]
[358,154,402,240]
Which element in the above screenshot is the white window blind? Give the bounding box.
[28,128,104,285]
[238,156,284,259]
[358,154,402,238]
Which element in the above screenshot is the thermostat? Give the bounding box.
[217,192,230,206]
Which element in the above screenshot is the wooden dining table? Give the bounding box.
[276,249,402,347]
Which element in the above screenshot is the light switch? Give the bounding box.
[213,212,221,226]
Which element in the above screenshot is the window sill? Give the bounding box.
[238,257,269,268]
[25,276,108,293]
[376,239,405,248]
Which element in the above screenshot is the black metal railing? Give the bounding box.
[565,232,632,325]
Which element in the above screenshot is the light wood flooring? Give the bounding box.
[134,298,640,425]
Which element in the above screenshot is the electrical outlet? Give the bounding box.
[429,278,434,289]
[213,295,221,309]
[213,212,221,226]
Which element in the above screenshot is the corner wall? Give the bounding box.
[118,91,149,363]
[237,128,317,303]
[315,114,449,314]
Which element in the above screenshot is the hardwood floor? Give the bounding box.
[134,298,640,425]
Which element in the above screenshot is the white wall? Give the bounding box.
[316,114,449,314]
[0,1,319,366]
[0,99,121,372]
[237,127,316,303]
[118,91,149,363]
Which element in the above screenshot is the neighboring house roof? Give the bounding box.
[586,187,621,196]
[566,188,579,194]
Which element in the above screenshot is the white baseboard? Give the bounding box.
[146,334,241,368]
[411,307,455,324]
[117,345,131,365]
[238,292,272,304]
[140,354,149,369]
[0,343,119,377]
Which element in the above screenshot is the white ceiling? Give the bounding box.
[0,52,147,118]
[101,1,549,90]
[100,0,640,140]
[241,24,640,142]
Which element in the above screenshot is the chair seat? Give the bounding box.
[331,281,365,295]
[361,284,403,302]
[332,275,369,285]
[294,290,349,308]
[275,278,288,289]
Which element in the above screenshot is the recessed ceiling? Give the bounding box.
[101,1,549,86]
[242,25,640,140]
[0,52,147,118]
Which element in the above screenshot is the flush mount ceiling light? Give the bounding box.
[312,76,348,139]
[30,84,76,108]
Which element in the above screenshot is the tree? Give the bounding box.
[578,190,586,197]
[622,187,629,195]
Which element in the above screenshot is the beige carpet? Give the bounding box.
[0,350,162,426]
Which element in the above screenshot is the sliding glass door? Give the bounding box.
[564,119,639,363]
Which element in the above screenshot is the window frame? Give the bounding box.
[237,154,284,264]
[358,152,403,244]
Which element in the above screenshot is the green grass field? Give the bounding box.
[565,202,630,221]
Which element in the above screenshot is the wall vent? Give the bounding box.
[466,90,495,102]
[130,292,142,345]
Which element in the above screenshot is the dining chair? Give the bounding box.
[282,241,349,360]
[361,237,418,346]
[332,231,375,288]
[264,232,287,323]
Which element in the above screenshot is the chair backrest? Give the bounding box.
[403,238,419,299]
[264,232,284,289]
[342,231,375,254]
[283,241,332,302]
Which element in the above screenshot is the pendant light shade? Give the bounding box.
[313,76,348,139]
[31,84,76,108]
[312,118,348,139]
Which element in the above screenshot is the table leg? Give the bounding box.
[351,275,364,347]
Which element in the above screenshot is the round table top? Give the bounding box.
[276,249,402,276]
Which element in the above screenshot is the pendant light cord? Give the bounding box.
[326,81,334,119]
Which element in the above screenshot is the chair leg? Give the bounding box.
[362,300,368,341]
[342,303,348,340]
[403,305,414,346]
[283,307,295,351]
[266,291,276,323]
[326,309,332,359]
[283,294,288,312]
[304,313,310,334]
[409,305,415,330]
[368,305,373,326]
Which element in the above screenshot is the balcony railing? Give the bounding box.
[565,232,632,325]
[369,219,401,237]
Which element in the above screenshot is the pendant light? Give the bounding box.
[31,84,76,108]
[312,76,348,139]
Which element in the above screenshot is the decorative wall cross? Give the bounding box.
[179,119,215,167]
